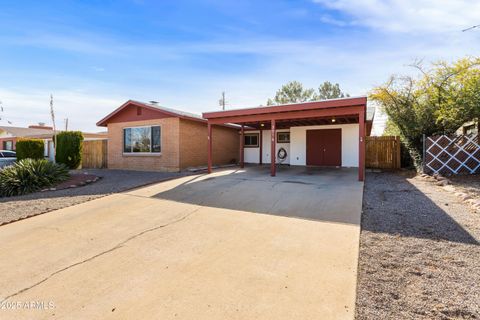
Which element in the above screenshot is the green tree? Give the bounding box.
[267,81,350,105]
[317,81,350,100]
[371,57,480,168]
[267,81,315,105]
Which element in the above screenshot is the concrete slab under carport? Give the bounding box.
[0,166,363,320]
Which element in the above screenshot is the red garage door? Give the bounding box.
[306,129,342,166]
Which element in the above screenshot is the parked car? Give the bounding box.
[0,150,16,168]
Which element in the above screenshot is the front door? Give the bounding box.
[306,129,342,166]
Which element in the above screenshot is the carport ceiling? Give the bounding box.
[242,115,359,130]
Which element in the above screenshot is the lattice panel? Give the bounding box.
[424,134,480,175]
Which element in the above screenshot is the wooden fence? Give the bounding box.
[82,140,107,169]
[424,134,480,175]
[365,136,401,169]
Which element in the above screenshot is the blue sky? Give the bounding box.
[0,0,479,133]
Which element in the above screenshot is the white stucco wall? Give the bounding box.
[243,124,359,167]
[243,130,291,164]
[290,124,359,167]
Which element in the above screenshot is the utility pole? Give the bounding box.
[219,91,227,110]
[50,94,57,162]
[64,118,69,131]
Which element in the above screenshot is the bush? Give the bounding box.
[55,131,84,169]
[0,159,69,197]
[15,139,44,160]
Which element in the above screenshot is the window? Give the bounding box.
[244,133,259,147]
[2,151,16,158]
[277,132,290,143]
[3,140,13,151]
[123,126,161,153]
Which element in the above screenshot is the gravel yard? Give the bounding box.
[449,174,480,199]
[356,171,480,319]
[0,169,184,225]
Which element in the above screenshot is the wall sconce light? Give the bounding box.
[331,118,336,123]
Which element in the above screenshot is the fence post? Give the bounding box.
[422,134,426,173]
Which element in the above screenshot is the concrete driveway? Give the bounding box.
[0,166,363,319]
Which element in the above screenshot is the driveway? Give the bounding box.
[0,166,363,319]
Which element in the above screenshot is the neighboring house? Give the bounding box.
[203,96,372,181]
[27,131,107,161]
[0,124,55,151]
[456,120,479,135]
[96,100,239,172]
[0,124,107,161]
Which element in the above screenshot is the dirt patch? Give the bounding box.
[355,171,480,319]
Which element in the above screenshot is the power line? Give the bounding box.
[462,25,480,32]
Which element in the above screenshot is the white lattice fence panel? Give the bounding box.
[425,134,480,175]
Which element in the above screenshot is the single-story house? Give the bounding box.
[456,120,479,135]
[0,124,107,161]
[0,124,55,151]
[203,96,371,181]
[96,100,239,172]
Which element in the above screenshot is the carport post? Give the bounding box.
[207,122,212,174]
[240,125,245,168]
[259,128,263,165]
[358,109,365,181]
[271,119,276,176]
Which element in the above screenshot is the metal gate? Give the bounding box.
[424,134,480,175]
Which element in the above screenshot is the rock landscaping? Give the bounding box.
[356,171,480,319]
[419,173,480,214]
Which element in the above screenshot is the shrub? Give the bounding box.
[0,159,69,197]
[55,131,84,169]
[15,139,44,160]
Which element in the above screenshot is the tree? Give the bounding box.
[267,81,350,105]
[267,81,315,105]
[317,81,350,100]
[371,57,480,168]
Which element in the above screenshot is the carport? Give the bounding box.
[203,97,369,181]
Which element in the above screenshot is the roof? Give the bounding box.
[0,126,55,137]
[203,96,367,119]
[96,100,205,127]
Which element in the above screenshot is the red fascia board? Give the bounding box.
[207,105,365,125]
[203,97,367,119]
[96,100,207,127]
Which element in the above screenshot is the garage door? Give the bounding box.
[306,129,342,166]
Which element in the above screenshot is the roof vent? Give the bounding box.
[149,101,159,105]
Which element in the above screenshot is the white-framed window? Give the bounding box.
[277,132,290,143]
[244,133,259,148]
[123,126,161,153]
[3,140,13,151]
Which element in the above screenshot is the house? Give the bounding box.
[456,120,479,135]
[0,124,107,161]
[203,96,372,181]
[96,100,239,172]
[0,124,54,151]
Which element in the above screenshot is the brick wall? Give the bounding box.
[179,119,239,169]
[0,137,17,150]
[107,118,180,171]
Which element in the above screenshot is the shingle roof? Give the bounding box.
[0,126,55,137]
[96,100,206,127]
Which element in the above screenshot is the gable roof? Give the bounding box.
[0,126,55,137]
[96,100,205,127]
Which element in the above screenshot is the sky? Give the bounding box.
[0,0,479,134]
